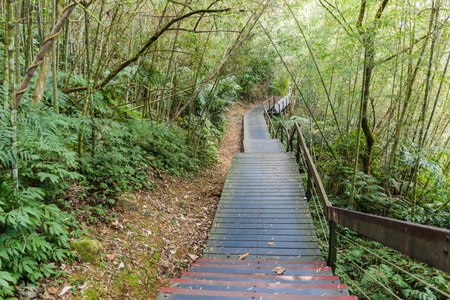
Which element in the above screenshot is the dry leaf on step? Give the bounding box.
[268,242,276,247]
[238,251,252,260]
[188,254,199,260]
[272,266,286,275]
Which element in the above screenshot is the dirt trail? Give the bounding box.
[42,101,258,300]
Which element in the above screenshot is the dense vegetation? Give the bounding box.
[1,0,449,298]
[0,0,278,297]
[261,0,450,298]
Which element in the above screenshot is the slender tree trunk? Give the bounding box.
[423,46,450,145]
[360,33,376,174]
[25,0,32,69]
[14,0,21,85]
[36,0,43,45]
[356,0,389,174]
[7,0,18,189]
[32,0,65,106]
[349,60,366,209]
[411,1,440,220]
[388,9,434,173]
[52,0,59,113]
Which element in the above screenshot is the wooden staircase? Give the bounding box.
[157,106,357,299]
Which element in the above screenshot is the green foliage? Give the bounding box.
[332,166,388,214]
[195,75,241,137]
[269,74,290,96]
[0,104,82,297]
[238,59,274,101]
[335,229,450,300]
[80,119,202,201]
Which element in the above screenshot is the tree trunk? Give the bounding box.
[25,0,33,69]
[7,0,18,189]
[356,0,389,174]
[14,0,21,85]
[361,33,376,174]
[52,0,59,113]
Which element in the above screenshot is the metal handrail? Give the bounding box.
[263,105,276,135]
[264,106,450,274]
[265,95,275,113]
[275,121,290,145]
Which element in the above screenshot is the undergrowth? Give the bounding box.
[281,111,450,299]
[0,96,226,297]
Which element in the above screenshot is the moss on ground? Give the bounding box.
[70,238,103,265]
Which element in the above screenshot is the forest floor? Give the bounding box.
[39,100,259,300]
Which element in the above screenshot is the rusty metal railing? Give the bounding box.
[263,107,450,274]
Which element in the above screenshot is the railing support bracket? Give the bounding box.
[328,220,337,273]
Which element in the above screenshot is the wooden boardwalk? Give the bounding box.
[157,106,356,299]
[270,95,292,115]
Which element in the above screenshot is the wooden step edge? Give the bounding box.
[191,263,331,271]
[197,258,326,265]
[173,278,348,290]
[182,271,340,281]
[160,287,358,299]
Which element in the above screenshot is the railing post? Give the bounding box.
[328,220,337,273]
[306,169,313,200]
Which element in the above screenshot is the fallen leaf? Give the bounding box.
[47,286,59,295]
[101,228,115,235]
[78,282,88,290]
[111,220,121,229]
[118,262,125,270]
[106,252,116,261]
[58,286,72,296]
[268,242,276,247]
[272,266,286,275]
[238,251,252,260]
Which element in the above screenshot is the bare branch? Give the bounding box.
[377,35,427,64]
[166,28,241,33]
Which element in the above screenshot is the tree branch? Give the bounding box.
[356,0,366,31]
[166,28,240,33]
[377,35,427,64]
[63,8,231,95]
[318,0,354,37]
[374,0,389,20]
